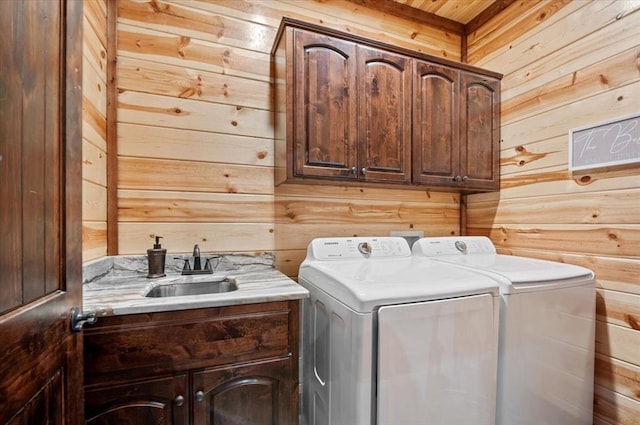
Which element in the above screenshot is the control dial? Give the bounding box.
[454,240,467,254]
[358,242,372,256]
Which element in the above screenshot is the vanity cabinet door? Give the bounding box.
[85,374,189,425]
[193,357,296,425]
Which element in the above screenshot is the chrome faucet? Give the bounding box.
[179,244,216,275]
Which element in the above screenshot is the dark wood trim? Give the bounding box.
[64,0,84,423]
[345,0,464,35]
[273,18,502,79]
[465,0,517,36]
[106,0,118,255]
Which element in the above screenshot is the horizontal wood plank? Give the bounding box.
[82,139,107,187]
[274,249,306,278]
[118,157,273,195]
[467,0,576,66]
[83,222,108,263]
[118,91,273,139]
[118,0,277,53]
[118,123,273,166]
[275,183,460,203]
[597,289,640,331]
[118,56,271,110]
[501,46,640,125]
[595,320,640,366]
[275,223,458,251]
[593,383,640,425]
[467,189,640,225]
[595,353,640,404]
[467,224,640,258]
[118,24,271,82]
[118,223,275,254]
[83,181,107,222]
[274,196,459,225]
[118,190,274,222]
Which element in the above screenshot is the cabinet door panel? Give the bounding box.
[194,357,295,425]
[85,375,189,425]
[460,72,500,190]
[413,61,459,186]
[357,46,412,183]
[294,29,357,179]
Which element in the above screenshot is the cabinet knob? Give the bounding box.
[195,390,205,403]
[462,175,469,182]
[361,167,367,175]
[453,175,462,182]
[351,166,357,174]
[175,395,185,407]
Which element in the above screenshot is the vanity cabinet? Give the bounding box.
[84,301,300,425]
[273,18,501,192]
[413,62,500,190]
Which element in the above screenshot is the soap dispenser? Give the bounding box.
[147,236,167,278]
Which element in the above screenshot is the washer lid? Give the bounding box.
[412,237,594,289]
[299,256,499,313]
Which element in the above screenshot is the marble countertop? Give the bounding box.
[83,253,309,317]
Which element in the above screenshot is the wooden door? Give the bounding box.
[459,72,501,191]
[357,45,412,183]
[412,60,460,186]
[0,1,84,423]
[193,357,296,425]
[293,29,358,180]
[85,375,190,425]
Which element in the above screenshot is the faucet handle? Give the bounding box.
[203,256,220,272]
[174,257,191,274]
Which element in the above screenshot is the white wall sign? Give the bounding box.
[568,113,640,171]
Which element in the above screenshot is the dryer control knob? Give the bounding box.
[358,242,372,256]
[454,240,468,253]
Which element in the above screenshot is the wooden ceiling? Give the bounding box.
[391,0,498,25]
[347,0,514,35]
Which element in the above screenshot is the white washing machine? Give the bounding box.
[412,236,596,425]
[298,237,500,425]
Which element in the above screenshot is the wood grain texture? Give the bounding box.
[82,0,108,260]
[467,3,640,422]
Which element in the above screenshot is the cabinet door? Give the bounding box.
[85,374,189,425]
[293,29,358,180]
[459,72,501,190]
[357,45,412,183]
[193,357,296,425]
[412,60,460,186]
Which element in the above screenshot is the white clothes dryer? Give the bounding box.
[298,237,500,425]
[412,236,596,425]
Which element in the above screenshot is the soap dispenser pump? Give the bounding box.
[147,236,167,278]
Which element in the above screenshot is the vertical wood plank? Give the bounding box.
[0,0,23,312]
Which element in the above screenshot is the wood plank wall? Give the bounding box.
[466,1,640,424]
[113,0,462,275]
[82,0,108,261]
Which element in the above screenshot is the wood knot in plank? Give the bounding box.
[626,314,640,331]
[576,175,592,185]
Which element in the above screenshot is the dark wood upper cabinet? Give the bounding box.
[273,18,502,192]
[413,63,501,190]
[459,72,501,190]
[293,29,358,180]
[413,61,459,186]
[357,45,412,184]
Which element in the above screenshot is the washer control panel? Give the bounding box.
[308,237,411,260]
[413,237,496,256]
